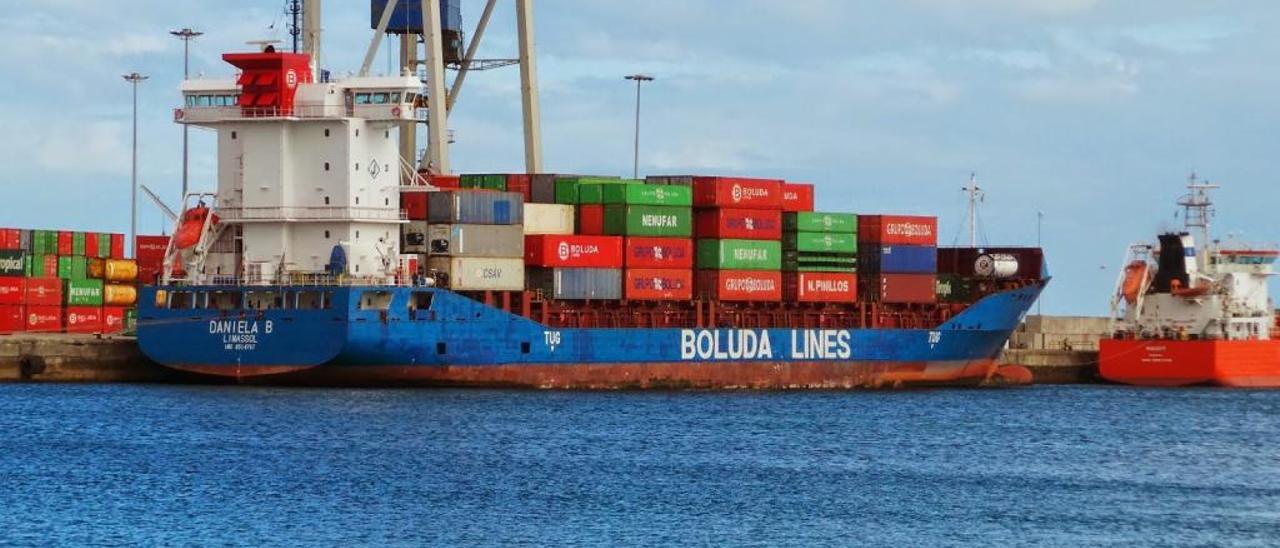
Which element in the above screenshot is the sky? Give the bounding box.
[1,0,1277,315]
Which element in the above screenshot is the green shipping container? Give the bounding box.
[31,231,49,255]
[70,256,88,280]
[24,255,33,277]
[784,212,858,234]
[72,232,87,256]
[64,279,104,306]
[461,174,507,191]
[784,232,858,254]
[576,179,640,204]
[601,183,692,206]
[57,256,73,279]
[555,180,580,205]
[697,239,783,270]
[97,233,111,258]
[602,205,692,237]
[783,263,858,273]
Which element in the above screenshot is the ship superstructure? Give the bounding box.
[1101,177,1280,387]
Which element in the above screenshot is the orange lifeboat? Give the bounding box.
[1121,261,1149,304]
[174,206,217,249]
[1170,279,1210,298]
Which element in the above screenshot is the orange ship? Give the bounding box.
[1099,177,1280,387]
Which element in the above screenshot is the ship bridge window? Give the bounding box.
[390,92,402,103]
[404,92,416,104]
[358,291,393,311]
[372,93,389,104]
[355,93,372,105]
[196,95,212,107]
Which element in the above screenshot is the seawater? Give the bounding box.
[0,385,1277,546]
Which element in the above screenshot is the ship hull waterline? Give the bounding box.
[1099,338,1280,388]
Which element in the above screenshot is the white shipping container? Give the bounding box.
[427,257,526,291]
[523,204,575,235]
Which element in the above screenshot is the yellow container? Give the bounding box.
[104,259,139,282]
[104,284,138,306]
[87,258,106,279]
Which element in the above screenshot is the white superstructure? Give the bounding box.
[1110,178,1278,341]
[172,49,422,284]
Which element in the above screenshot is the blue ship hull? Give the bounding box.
[136,282,1044,389]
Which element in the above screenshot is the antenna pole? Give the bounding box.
[964,173,982,247]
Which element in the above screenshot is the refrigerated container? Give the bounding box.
[427,257,525,291]
[427,224,524,258]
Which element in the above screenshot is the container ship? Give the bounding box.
[135,1,1047,388]
[1100,178,1280,387]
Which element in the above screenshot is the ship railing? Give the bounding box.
[177,102,414,121]
[162,273,423,288]
[218,206,407,223]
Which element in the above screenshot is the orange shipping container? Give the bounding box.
[784,272,857,303]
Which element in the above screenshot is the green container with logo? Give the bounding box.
[64,279,104,306]
[784,212,858,234]
[602,205,692,237]
[601,183,692,206]
[696,239,782,270]
[57,256,73,279]
[784,232,857,254]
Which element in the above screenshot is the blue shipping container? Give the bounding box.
[427,191,524,225]
[865,245,937,274]
[371,0,463,33]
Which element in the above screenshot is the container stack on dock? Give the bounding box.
[857,215,939,303]
[0,228,138,335]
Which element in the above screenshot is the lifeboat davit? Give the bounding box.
[1121,261,1149,304]
[175,206,217,250]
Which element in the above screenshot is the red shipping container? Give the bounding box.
[102,307,128,334]
[135,235,169,263]
[692,177,784,210]
[0,229,20,251]
[431,174,461,189]
[625,269,694,301]
[402,192,429,220]
[42,255,59,277]
[506,174,533,202]
[696,270,782,301]
[25,306,62,333]
[84,232,99,257]
[24,278,62,307]
[0,304,22,334]
[58,231,73,255]
[858,215,938,246]
[110,233,126,259]
[694,208,782,240]
[0,277,24,305]
[868,273,937,304]
[784,272,857,303]
[65,307,104,334]
[524,235,624,268]
[782,183,815,212]
[624,237,694,269]
[578,205,605,235]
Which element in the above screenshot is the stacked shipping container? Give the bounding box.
[0,228,139,335]
[689,177,786,302]
[782,209,859,303]
[857,215,939,304]
[425,190,526,291]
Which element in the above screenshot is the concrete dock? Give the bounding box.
[0,334,192,383]
[999,315,1109,384]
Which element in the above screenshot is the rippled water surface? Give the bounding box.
[1,384,1277,546]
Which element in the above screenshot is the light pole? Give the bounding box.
[1037,210,1044,316]
[170,28,203,201]
[123,73,149,258]
[624,74,654,179]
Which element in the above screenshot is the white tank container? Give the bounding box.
[974,253,1019,278]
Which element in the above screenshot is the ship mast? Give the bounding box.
[963,173,984,247]
[1178,172,1218,266]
